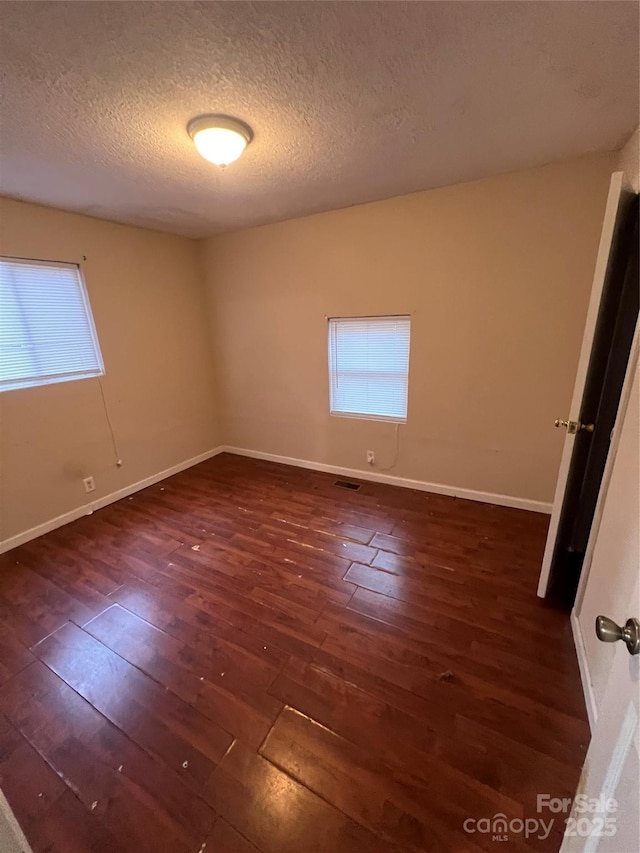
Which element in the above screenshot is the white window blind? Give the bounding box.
[0,257,104,393]
[328,315,411,422]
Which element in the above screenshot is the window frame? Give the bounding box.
[327,314,411,424]
[0,256,105,393]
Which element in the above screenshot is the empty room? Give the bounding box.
[0,2,638,852]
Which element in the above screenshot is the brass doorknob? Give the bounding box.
[555,418,595,434]
[595,615,640,655]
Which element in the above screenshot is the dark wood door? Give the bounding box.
[548,194,639,607]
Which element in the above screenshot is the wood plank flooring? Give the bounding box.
[0,453,588,852]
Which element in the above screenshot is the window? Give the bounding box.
[0,257,104,392]
[328,315,411,422]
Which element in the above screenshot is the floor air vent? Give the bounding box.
[333,479,361,491]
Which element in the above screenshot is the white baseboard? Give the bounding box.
[221,445,552,514]
[0,446,226,555]
[0,442,550,556]
[571,608,597,731]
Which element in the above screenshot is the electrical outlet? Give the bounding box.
[83,476,96,493]
[366,450,375,465]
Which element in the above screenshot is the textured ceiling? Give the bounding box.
[0,1,638,237]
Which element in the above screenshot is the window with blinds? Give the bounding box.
[0,257,104,393]
[328,315,411,422]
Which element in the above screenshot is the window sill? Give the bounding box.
[330,411,406,425]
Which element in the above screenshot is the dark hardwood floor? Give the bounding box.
[0,453,588,852]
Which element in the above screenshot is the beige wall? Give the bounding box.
[202,153,616,505]
[0,198,220,544]
[0,149,620,546]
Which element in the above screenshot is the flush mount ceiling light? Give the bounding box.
[187,114,253,167]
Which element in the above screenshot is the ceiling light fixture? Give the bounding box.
[187,114,253,167]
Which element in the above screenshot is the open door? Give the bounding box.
[537,172,638,602]
[560,326,639,853]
